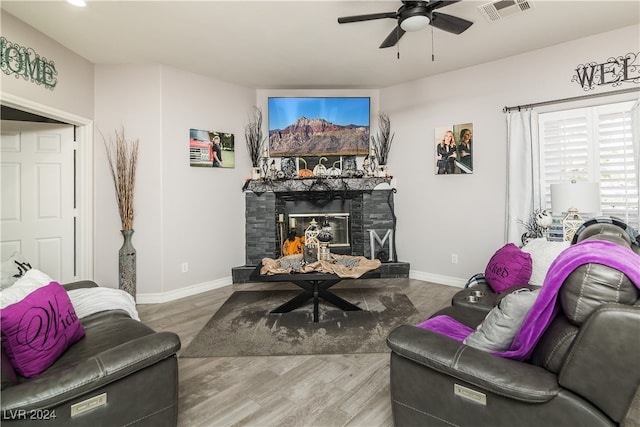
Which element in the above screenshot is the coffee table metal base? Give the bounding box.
[271,279,362,322]
[249,265,380,322]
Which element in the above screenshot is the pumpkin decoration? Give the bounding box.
[298,158,313,178]
[313,157,328,177]
[282,234,305,256]
[328,160,342,177]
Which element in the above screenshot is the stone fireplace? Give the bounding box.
[232,177,409,283]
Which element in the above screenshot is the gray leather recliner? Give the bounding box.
[387,223,640,426]
[1,280,181,426]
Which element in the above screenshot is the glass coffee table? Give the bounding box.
[249,263,381,322]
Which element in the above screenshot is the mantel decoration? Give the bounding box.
[370,112,394,177]
[103,127,139,299]
[245,106,266,179]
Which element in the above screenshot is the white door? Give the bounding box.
[1,121,76,282]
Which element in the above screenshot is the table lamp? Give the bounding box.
[550,182,600,242]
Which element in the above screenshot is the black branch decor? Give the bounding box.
[245,106,266,168]
[371,112,394,165]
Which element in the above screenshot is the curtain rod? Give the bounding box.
[502,86,640,113]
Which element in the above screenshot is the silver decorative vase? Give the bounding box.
[119,229,136,300]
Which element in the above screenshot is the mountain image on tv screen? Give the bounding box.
[268,97,370,157]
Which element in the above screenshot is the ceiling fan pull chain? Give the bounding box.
[397,26,400,60]
[431,25,435,62]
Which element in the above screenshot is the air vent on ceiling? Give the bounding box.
[478,0,534,22]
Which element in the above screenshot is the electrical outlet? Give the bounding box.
[181,262,188,273]
[451,254,459,264]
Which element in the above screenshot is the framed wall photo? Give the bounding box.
[189,128,235,168]
[434,123,473,175]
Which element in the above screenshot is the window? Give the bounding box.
[538,101,638,233]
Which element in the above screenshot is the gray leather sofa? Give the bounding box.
[387,223,640,426]
[1,280,181,426]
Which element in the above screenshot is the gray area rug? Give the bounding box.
[181,287,424,357]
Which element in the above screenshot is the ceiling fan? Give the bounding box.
[337,1,473,49]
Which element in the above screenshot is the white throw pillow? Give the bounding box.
[0,269,55,309]
[0,252,32,289]
[521,239,570,287]
[464,288,540,353]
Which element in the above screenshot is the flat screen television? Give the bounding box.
[268,97,370,157]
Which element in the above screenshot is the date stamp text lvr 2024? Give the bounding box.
[2,409,57,420]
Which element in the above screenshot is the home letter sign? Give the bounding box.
[0,37,58,90]
[572,52,639,91]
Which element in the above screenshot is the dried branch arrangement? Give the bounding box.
[245,106,266,167]
[104,128,139,230]
[371,112,394,165]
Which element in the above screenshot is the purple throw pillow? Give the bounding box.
[484,243,533,294]
[1,282,85,377]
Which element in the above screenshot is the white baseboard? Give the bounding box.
[136,276,233,304]
[409,270,467,288]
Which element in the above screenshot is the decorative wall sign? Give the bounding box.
[434,123,473,175]
[189,128,235,168]
[0,37,58,90]
[572,52,640,91]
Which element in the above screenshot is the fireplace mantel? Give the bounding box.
[242,177,394,194]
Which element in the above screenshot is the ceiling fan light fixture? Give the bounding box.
[66,0,86,6]
[337,1,473,49]
[399,14,429,32]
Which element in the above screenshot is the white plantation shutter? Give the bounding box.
[598,108,637,224]
[539,101,639,233]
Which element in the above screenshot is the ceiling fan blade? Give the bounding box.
[429,11,473,34]
[337,12,397,24]
[425,1,462,12]
[379,26,406,49]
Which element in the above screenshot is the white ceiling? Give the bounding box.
[2,1,639,89]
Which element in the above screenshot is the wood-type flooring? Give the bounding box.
[137,278,460,427]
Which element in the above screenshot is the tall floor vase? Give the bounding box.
[119,229,136,300]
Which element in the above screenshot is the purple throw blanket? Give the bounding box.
[418,240,640,361]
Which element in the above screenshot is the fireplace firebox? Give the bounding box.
[288,213,350,249]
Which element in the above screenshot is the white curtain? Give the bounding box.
[632,99,640,221]
[505,109,540,244]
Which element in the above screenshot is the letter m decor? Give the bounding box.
[572,52,640,91]
[0,36,58,90]
[368,229,394,262]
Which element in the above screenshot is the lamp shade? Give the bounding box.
[550,182,601,214]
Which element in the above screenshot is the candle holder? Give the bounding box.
[317,215,333,261]
[261,155,269,179]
